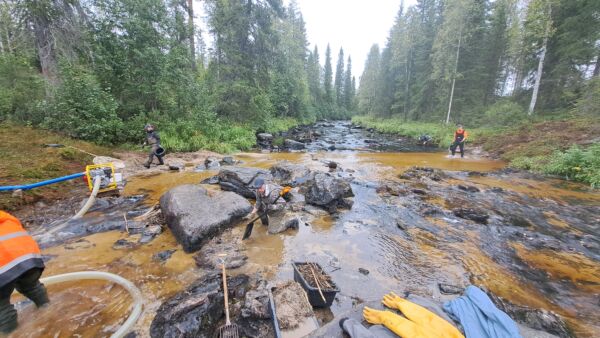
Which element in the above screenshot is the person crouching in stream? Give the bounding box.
[246,178,293,227]
[143,124,165,168]
[449,124,469,158]
[0,211,49,334]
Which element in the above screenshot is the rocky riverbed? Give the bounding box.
[7,121,600,338]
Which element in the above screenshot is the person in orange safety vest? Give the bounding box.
[0,211,49,334]
[449,124,469,158]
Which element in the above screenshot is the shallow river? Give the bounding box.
[9,121,600,337]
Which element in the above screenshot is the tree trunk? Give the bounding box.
[528,35,547,115]
[593,52,600,77]
[404,47,412,121]
[446,29,461,125]
[32,10,58,86]
[187,0,196,71]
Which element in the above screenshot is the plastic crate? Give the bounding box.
[292,262,339,308]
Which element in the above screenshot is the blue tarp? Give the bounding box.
[444,285,523,338]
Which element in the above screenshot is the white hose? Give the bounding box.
[40,176,102,238]
[73,176,102,219]
[39,271,144,338]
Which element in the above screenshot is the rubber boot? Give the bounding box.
[0,302,18,334]
[17,282,49,308]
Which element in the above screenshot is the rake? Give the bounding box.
[218,263,239,338]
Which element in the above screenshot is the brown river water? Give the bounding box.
[8,126,600,338]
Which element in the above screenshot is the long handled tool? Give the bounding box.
[242,186,291,240]
[218,263,239,338]
[309,263,327,303]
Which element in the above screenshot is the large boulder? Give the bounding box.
[284,139,306,150]
[150,272,249,338]
[270,161,312,185]
[160,185,252,253]
[218,167,274,198]
[257,133,274,149]
[302,172,354,212]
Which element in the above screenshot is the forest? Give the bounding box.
[0,0,356,152]
[357,0,599,124]
[0,0,599,160]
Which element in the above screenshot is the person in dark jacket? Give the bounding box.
[143,124,164,168]
[0,211,49,334]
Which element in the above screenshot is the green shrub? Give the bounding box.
[44,66,123,144]
[0,55,46,124]
[480,100,528,126]
[573,77,600,117]
[543,144,600,187]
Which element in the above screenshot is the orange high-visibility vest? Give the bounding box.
[0,211,44,288]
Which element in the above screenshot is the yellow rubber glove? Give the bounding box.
[363,307,438,338]
[382,292,464,338]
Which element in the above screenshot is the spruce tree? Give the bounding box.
[323,44,334,105]
[343,55,353,110]
[334,47,345,105]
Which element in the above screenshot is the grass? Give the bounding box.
[351,115,492,148]
[0,123,116,210]
[352,115,600,187]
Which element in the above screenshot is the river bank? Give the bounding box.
[351,115,600,187]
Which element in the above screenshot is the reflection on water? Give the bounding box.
[16,147,600,337]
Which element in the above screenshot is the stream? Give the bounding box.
[9,121,600,338]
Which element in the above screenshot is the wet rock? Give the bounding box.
[490,295,573,338]
[358,268,370,275]
[438,283,463,295]
[284,139,306,150]
[257,133,273,149]
[453,207,489,224]
[268,214,300,234]
[412,188,427,195]
[396,219,408,230]
[64,239,95,250]
[270,161,311,185]
[112,238,138,250]
[160,185,252,253]
[204,156,221,169]
[302,173,354,212]
[200,175,220,185]
[241,282,270,319]
[150,272,249,338]
[139,225,162,244]
[490,187,504,193]
[153,249,176,263]
[168,164,183,171]
[400,167,445,182]
[507,215,534,228]
[218,167,273,199]
[221,156,235,166]
[457,184,480,193]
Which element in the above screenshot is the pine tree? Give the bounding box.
[343,55,353,110]
[323,44,334,105]
[334,47,345,105]
[358,44,381,115]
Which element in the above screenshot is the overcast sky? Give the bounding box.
[294,0,415,78]
[195,0,417,79]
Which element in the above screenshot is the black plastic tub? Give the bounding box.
[292,262,339,308]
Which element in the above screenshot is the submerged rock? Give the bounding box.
[218,167,274,198]
[205,156,221,169]
[195,240,248,270]
[457,184,481,193]
[150,272,249,338]
[153,249,176,263]
[160,185,252,253]
[139,225,162,244]
[453,207,490,224]
[490,295,573,338]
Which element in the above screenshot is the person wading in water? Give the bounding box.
[450,124,468,158]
